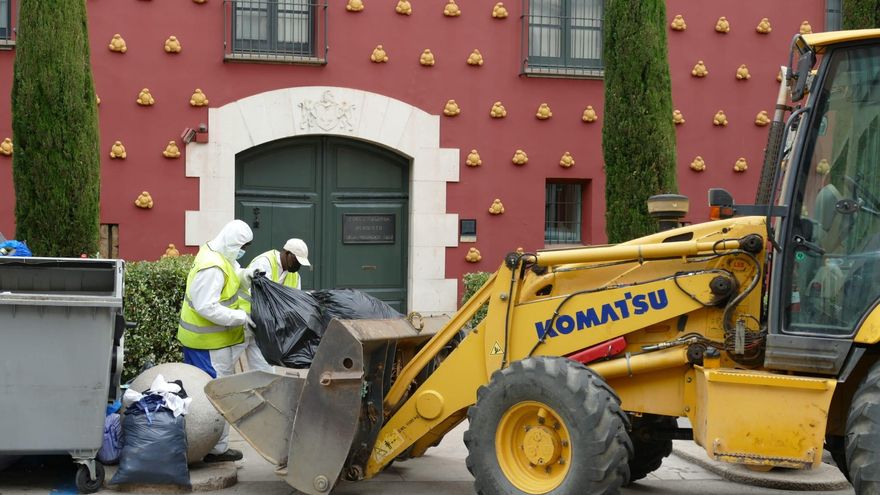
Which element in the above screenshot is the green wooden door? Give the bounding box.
[235,136,409,311]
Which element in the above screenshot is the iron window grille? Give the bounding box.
[545,182,583,245]
[0,0,15,48]
[224,0,327,64]
[521,0,604,78]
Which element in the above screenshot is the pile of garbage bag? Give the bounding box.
[110,374,192,488]
[250,276,401,368]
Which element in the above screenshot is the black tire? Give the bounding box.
[75,462,104,494]
[626,414,675,484]
[845,360,880,494]
[464,357,633,495]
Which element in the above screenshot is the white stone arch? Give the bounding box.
[184,86,459,314]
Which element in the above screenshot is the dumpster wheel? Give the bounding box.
[75,462,104,494]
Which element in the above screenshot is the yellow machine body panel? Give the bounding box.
[693,368,836,469]
[801,28,880,52]
[367,216,771,476]
[853,304,880,344]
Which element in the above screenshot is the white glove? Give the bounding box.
[245,266,262,280]
[245,314,257,329]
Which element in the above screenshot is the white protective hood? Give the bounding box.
[206,220,254,263]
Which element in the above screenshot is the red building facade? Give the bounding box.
[0,0,828,313]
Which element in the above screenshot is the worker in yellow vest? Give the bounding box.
[176,219,261,463]
[236,239,311,376]
[248,238,311,290]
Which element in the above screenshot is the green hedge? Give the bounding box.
[462,271,492,329]
[122,255,194,381]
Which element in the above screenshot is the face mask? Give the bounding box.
[236,249,246,260]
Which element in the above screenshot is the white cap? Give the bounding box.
[283,238,311,266]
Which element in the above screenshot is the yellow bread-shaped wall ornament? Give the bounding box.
[444,0,461,17]
[511,149,528,165]
[443,100,461,116]
[466,150,482,167]
[110,141,127,159]
[108,34,127,53]
[371,45,389,63]
[492,3,508,19]
[673,109,685,125]
[670,15,686,31]
[490,102,507,118]
[559,152,575,168]
[536,103,552,120]
[163,244,181,258]
[0,137,12,156]
[190,89,209,107]
[134,191,154,209]
[163,141,181,158]
[164,36,182,53]
[465,247,482,263]
[396,0,412,15]
[690,156,706,172]
[419,49,435,66]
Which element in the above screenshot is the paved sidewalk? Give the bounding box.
[0,422,856,495]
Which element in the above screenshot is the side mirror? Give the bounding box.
[708,188,736,220]
[791,50,816,102]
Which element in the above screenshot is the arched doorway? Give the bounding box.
[235,136,409,311]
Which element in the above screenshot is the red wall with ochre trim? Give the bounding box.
[0,0,826,288]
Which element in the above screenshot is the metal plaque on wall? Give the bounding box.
[342,214,396,244]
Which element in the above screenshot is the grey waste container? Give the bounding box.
[0,257,126,493]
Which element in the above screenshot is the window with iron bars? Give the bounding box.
[545,182,584,245]
[224,0,327,64]
[522,0,603,78]
[0,0,14,47]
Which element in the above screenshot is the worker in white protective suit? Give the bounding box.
[176,219,262,463]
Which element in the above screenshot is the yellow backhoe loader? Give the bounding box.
[206,29,880,494]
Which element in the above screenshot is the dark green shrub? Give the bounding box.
[462,271,492,328]
[12,0,101,256]
[602,0,678,243]
[123,255,194,380]
[844,0,880,29]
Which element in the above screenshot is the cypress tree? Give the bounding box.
[12,0,100,257]
[602,0,678,243]
[843,0,880,28]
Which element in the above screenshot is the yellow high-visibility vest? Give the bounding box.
[177,245,245,349]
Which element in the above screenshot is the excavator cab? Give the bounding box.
[765,35,880,373]
[206,29,880,495]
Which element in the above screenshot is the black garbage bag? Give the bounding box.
[110,396,190,487]
[313,289,403,329]
[251,275,324,368]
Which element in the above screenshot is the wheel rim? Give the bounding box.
[495,400,572,494]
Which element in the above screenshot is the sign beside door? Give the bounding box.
[342,214,396,244]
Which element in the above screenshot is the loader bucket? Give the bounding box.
[204,367,306,466]
[205,317,442,495]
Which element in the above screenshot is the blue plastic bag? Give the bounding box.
[0,240,31,257]
[96,413,123,465]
